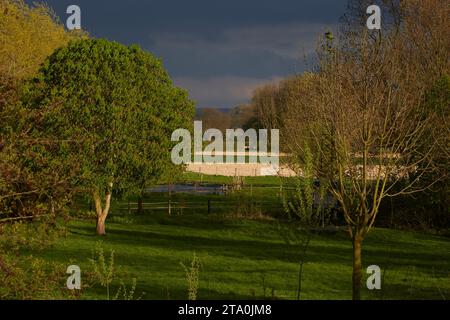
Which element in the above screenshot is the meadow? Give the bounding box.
[27,175,450,300]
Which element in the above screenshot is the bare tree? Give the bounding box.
[282,0,448,299]
[251,84,280,130]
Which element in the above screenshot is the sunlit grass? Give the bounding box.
[32,210,450,300]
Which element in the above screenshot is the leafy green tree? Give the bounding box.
[0,1,86,298]
[0,0,85,119]
[132,86,194,214]
[0,0,85,224]
[24,39,194,235]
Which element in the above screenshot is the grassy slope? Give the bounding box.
[35,211,450,300]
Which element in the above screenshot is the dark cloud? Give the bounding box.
[27,0,348,107]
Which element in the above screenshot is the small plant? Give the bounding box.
[180,252,201,300]
[113,278,141,300]
[87,241,143,300]
[281,143,330,300]
[89,241,115,300]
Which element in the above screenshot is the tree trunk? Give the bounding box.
[137,193,143,214]
[93,184,113,236]
[352,236,363,300]
[96,216,106,235]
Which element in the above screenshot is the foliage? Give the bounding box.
[0,218,69,299]
[0,0,85,224]
[280,143,330,299]
[0,218,67,253]
[381,75,450,231]
[89,241,115,299]
[180,252,201,300]
[0,5,85,290]
[0,0,84,82]
[0,254,69,299]
[22,38,195,233]
[113,278,140,300]
[283,145,328,226]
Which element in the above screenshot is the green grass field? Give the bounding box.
[180,172,289,186]
[32,208,450,300]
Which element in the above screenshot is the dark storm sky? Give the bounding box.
[28,0,348,108]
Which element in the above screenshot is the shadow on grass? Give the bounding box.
[68,220,450,278]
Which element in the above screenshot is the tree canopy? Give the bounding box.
[0,0,84,222]
[23,39,195,234]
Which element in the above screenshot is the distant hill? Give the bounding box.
[195,105,258,130]
[195,107,230,118]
